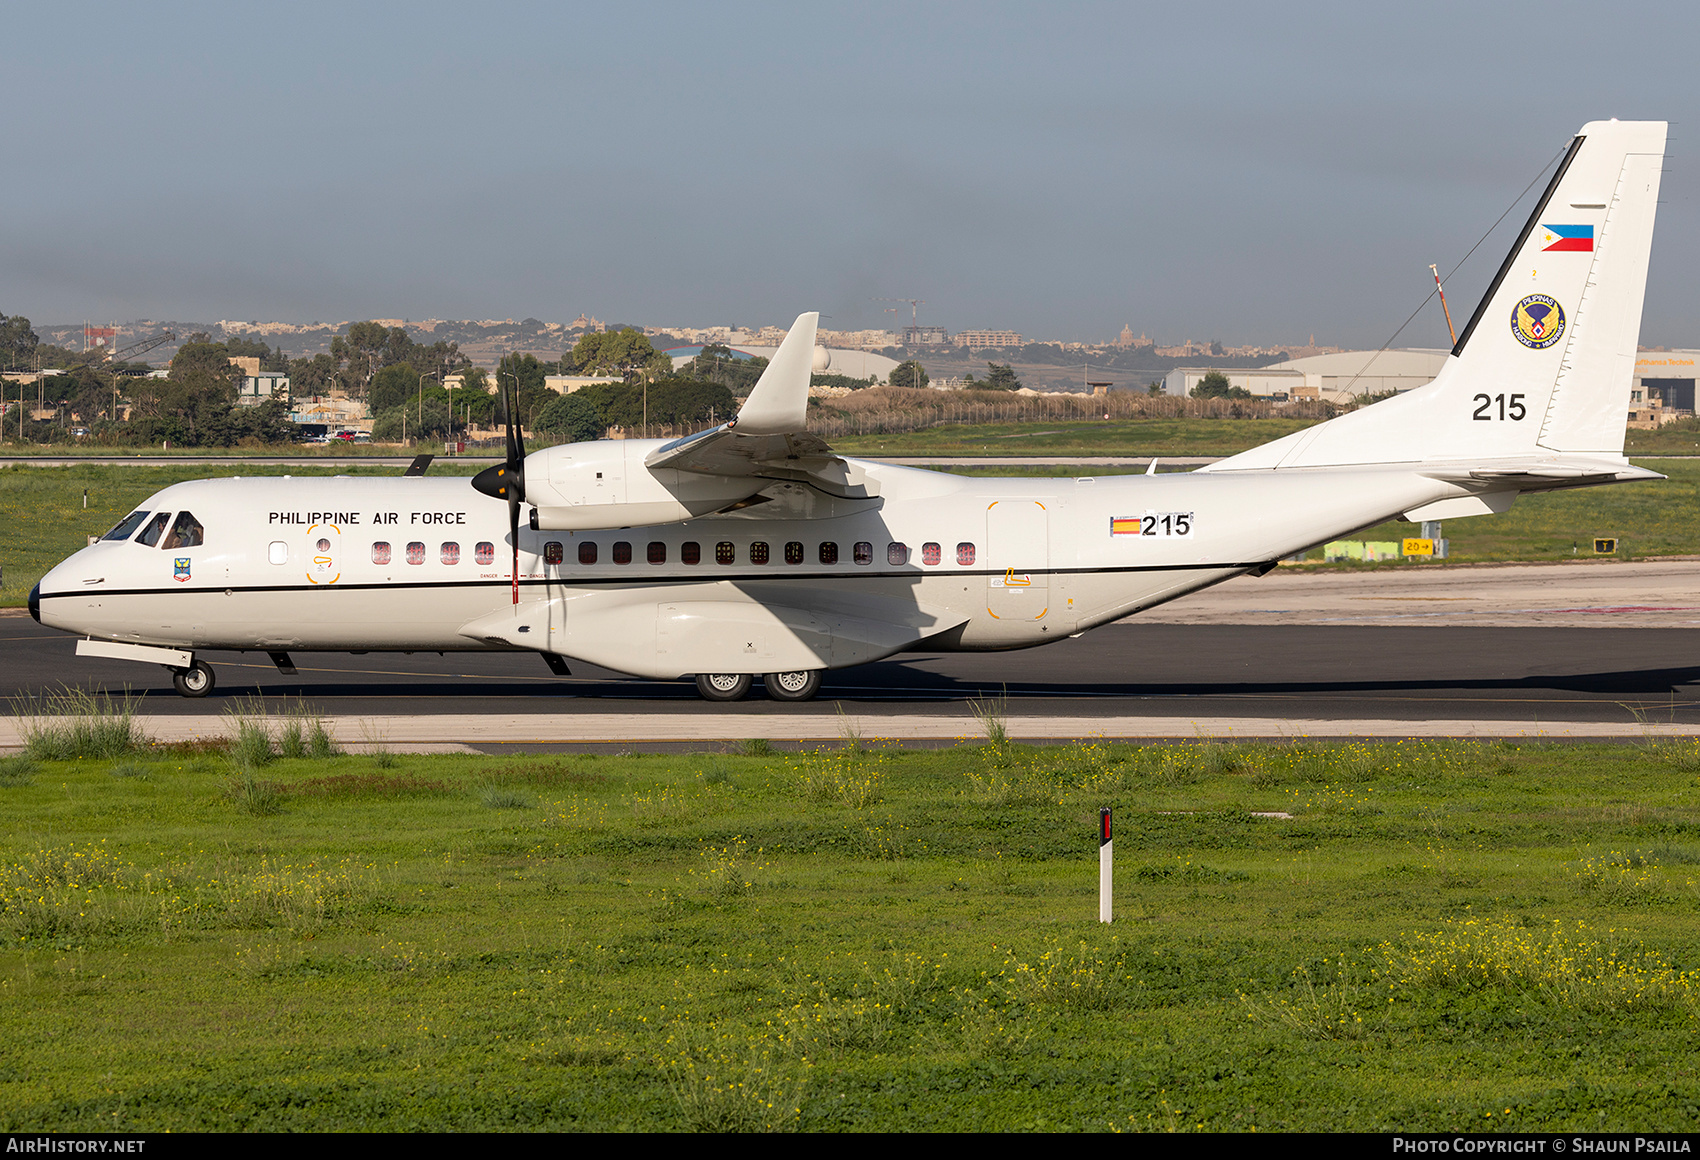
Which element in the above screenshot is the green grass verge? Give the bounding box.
[3,736,1700,1131]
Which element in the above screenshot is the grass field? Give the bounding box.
[2,717,1700,1132]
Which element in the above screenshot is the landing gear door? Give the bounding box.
[306,523,342,585]
[986,500,1048,622]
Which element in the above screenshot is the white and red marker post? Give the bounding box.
[1098,807,1112,923]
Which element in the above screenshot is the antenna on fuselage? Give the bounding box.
[404,454,434,477]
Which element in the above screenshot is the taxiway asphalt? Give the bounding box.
[5,557,1699,748]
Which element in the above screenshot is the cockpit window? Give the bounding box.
[102,511,151,541]
[161,511,204,550]
[136,512,171,547]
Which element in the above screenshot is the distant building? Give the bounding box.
[954,329,1023,350]
[667,345,900,383]
[229,357,290,406]
[1161,349,1450,402]
[544,374,624,395]
[1629,350,1699,427]
[903,326,949,347]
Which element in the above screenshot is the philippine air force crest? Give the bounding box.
[1511,293,1566,350]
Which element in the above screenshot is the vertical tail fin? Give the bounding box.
[1209,120,1666,471]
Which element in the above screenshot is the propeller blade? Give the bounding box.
[505,373,523,605]
[469,373,528,606]
[509,487,521,607]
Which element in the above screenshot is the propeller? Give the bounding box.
[471,374,526,605]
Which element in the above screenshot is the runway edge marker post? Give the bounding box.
[1099,807,1112,923]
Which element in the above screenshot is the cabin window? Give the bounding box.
[612,541,632,565]
[749,541,770,565]
[370,542,389,565]
[647,541,667,565]
[271,541,290,565]
[578,542,597,566]
[887,542,909,566]
[853,541,872,565]
[819,542,839,565]
[162,511,204,550]
[543,541,563,565]
[136,512,171,548]
[784,541,804,565]
[103,511,151,542]
[921,542,941,566]
[957,542,976,566]
[716,541,735,565]
[476,541,495,565]
[441,542,460,565]
[682,541,701,565]
[406,541,426,565]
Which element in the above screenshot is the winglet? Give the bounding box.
[731,312,818,435]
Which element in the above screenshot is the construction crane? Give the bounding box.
[106,330,175,366]
[874,297,925,326]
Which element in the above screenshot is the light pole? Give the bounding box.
[418,371,437,441]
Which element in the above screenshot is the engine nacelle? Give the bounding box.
[522,439,761,531]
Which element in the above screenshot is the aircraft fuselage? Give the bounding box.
[36,452,1460,680]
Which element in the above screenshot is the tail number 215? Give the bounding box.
[1473,393,1526,421]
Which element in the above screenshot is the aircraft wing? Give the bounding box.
[643,312,879,497]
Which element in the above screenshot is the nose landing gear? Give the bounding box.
[168,660,216,698]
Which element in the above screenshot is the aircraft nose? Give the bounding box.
[28,583,40,624]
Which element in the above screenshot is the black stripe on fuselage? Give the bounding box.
[39,560,1266,603]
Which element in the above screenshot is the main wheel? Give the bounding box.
[695,673,753,702]
[764,670,822,702]
[170,660,216,698]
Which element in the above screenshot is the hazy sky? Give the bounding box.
[6,1,1698,349]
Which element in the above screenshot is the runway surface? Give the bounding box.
[6,557,1700,747]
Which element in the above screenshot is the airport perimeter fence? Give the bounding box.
[804,390,1338,439]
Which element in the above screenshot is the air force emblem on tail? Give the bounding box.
[1512,293,1566,350]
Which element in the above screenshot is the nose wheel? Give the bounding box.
[168,660,216,698]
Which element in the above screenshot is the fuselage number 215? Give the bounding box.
[1473,393,1527,421]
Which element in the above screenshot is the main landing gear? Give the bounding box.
[692,671,822,702]
[168,660,216,698]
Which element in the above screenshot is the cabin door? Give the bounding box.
[985,500,1049,622]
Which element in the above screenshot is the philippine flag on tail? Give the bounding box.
[1540,223,1594,252]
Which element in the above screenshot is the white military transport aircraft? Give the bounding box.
[32,119,1668,702]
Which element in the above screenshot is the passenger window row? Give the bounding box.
[370,541,497,565]
[361,540,981,568]
[545,540,975,567]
